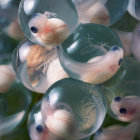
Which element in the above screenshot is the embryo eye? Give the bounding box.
[36,125,43,133]
[119,108,127,114]
[118,58,123,66]
[30,26,38,33]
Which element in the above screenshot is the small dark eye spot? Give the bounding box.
[32,13,40,19]
[56,46,59,50]
[118,58,123,65]
[120,108,127,114]
[110,46,119,51]
[114,96,121,102]
[36,125,43,133]
[31,26,38,33]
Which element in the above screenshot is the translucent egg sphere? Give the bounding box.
[131,23,140,62]
[101,57,140,121]
[12,40,68,93]
[59,23,123,85]
[128,0,140,20]
[41,78,106,139]
[0,0,24,40]
[18,0,78,47]
[0,83,32,137]
[72,0,128,26]
[28,100,92,140]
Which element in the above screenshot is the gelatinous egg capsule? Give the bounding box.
[59,23,123,84]
[131,24,140,62]
[111,96,140,122]
[59,24,123,84]
[94,122,138,140]
[116,30,132,56]
[29,101,90,140]
[12,40,68,93]
[41,78,106,139]
[0,65,16,93]
[28,13,69,46]
[60,46,123,84]
[18,0,78,47]
[128,0,140,20]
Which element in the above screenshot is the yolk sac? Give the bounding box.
[59,24,123,85]
[18,0,78,47]
[41,78,106,139]
[12,40,68,93]
[72,0,128,26]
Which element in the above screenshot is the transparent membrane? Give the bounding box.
[59,23,123,84]
[41,78,106,139]
[18,0,78,46]
[12,40,68,93]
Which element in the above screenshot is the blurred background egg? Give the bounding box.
[0,0,24,40]
[72,0,129,26]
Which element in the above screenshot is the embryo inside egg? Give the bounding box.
[18,0,78,47]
